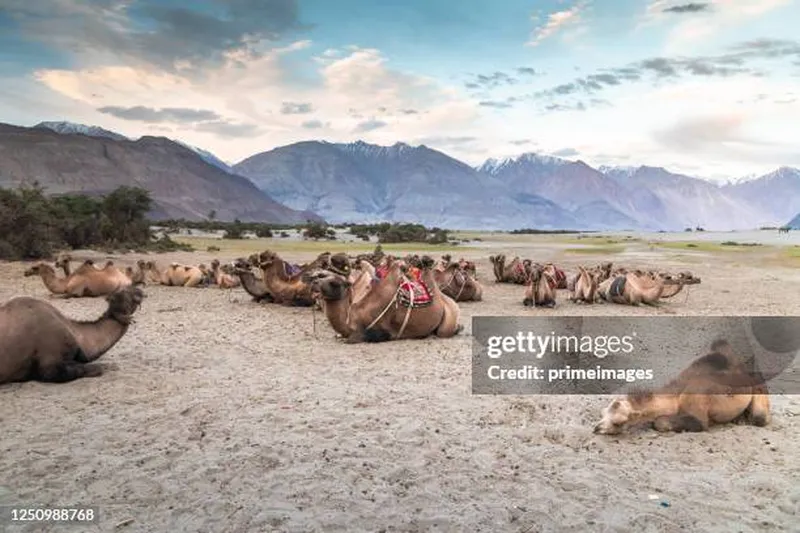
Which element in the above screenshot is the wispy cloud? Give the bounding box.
[527,1,589,47]
[353,119,388,133]
[280,102,314,114]
[663,3,712,13]
[533,38,800,104]
[97,105,220,123]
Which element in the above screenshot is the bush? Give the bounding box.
[0,184,192,260]
[303,222,332,240]
[223,219,245,239]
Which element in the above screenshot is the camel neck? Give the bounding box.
[67,315,129,361]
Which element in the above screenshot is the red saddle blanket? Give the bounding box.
[398,275,432,307]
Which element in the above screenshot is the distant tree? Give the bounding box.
[223,218,245,239]
[207,209,217,221]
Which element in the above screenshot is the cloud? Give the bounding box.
[533,38,800,103]
[3,0,307,73]
[551,148,580,157]
[301,119,325,129]
[479,100,513,109]
[663,3,711,13]
[194,121,261,138]
[527,1,589,47]
[545,102,587,112]
[353,119,388,133]
[516,67,540,76]
[280,102,314,114]
[415,135,479,148]
[97,105,220,123]
[510,139,537,146]
[464,71,518,90]
[640,0,793,51]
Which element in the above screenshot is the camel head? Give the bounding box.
[303,270,351,301]
[104,286,146,325]
[54,253,73,269]
[210,259,221,271]
[257,250,279,268]
[327,253,352,277]
[593,397,637,435]
[441,254,452,265]
[247,253,260,267]
[24,262,52,277]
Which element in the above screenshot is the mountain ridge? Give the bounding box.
[0,122,321,224]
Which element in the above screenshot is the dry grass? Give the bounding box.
[173,235,477,255]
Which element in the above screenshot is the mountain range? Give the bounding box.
[0,122,319,223]
[2,120,799,230]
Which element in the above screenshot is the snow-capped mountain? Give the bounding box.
[723,166,800,224]
[598,165,639,181]
[477,153,569,175]
[174,140,232,173]
[34,121,129,141]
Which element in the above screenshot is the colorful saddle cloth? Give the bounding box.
[398,274,432,307]
[373,265,390,285]
[285,263,301,276]
[609,276,626,298]
[514,263,526,277]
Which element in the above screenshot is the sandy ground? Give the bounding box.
[1,241,799,533]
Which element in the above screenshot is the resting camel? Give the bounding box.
[596,270,684,305]
[593,339,770,435]
[434,260,483,302]
[568,265,597,303]
[232,259,274,303]
[209,260,240,289]
[489,254,527,284]
[522,262,556,308]
[25,261,132,298]
[124,260,147,285]
[305,255,462,343]
[257,251,316,306]
[542,263,567,289]
[144,261,205,287]
[0,286,144,384]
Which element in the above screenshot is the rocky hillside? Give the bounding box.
[234,141,579,230]
[0,123,320,223]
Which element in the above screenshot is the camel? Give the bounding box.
[144,261,205,287]
[542,263,567,289]
[305,255,462,343]
[210,259,240,289]
[568,265,597,303]
[434,261,483,302]
[522,262,556,308]
[596,270,685,306]
[489,254,527,284]
[232,259,274,303]
[593,339,770,435]
[25,261,132,298]
[257,251,316,306]
[0,286,144,384]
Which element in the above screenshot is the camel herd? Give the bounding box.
[2,247,773,435]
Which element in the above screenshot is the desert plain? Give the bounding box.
[1,231,799,533]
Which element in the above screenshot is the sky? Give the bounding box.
[1,0,799,180]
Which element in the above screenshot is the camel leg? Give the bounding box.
[745,385,771,427]
[653,395,709,432]
[37,362,103,382]
[436,300,462,338]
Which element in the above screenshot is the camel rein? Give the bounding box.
[366,281,414,340]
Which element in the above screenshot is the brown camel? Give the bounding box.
[257,251,316,306]
[596,270,684,306]
[306,255,462,343]
[0,286,144,384]
[25,261,132,298]
[144,261,205,287]
[434,261,483,302]
[522,262,556,308]
[489,254,527,284]
[568,265,597,303]
[210,259,241,289]
[232,259,274,303]
[542,263,567,289]
[594,340,770,435]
